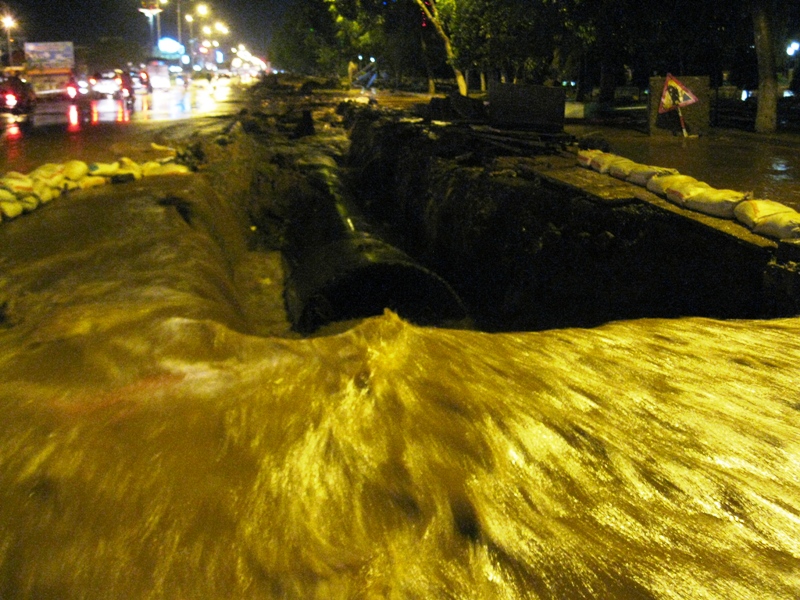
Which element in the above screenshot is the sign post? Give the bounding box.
[658,73,699,137]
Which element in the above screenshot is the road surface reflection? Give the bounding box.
[0,82,239,174]
[28,82,234,129]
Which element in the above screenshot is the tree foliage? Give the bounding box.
[271,0,798,129]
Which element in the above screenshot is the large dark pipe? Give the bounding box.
[282,169,466,334]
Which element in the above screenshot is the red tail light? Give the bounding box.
[67,85,78,99]
[5,93,17,108]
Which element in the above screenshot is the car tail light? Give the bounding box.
[5,93,17,108]
[67,85,78,99]
[122,88,130,98]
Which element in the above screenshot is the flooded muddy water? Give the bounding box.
[0,109,798,599]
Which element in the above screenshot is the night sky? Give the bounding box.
[5,0,285,57]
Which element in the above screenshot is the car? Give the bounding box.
[0,74,37,114]
[90,70,134,100]
[129,70,153,94]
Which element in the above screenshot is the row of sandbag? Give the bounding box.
[0,157,191,224]
[577,149,800,240]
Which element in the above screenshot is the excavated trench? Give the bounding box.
[245,101,800,334]
[337,108,800,332]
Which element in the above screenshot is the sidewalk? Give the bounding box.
[564,123,800,212]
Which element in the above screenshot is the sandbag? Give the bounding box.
[79,175,108,189]
[145,163,191,176]
[18,195,40,212]
[733,199,794,230]
[626,165,679,187]
[683,188,748,219]
[752,210,800,239]
[0,200,23,219]
[590,153,627,174]
[665,180,712,206]
[88,161,120,177]
[0,175,35,196]
[577,149,604,168]
[63,160,90,181]
[32,180,55,204]
[646,174,698,197]
[141,161,164,177]
[29,163,65,189]
[607,158,639,180]
[117,157,143,180]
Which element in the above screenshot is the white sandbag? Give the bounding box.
[32,180,55,204]
[607,158,639,180]
[646,174,698,197]
[590,153,627,174]
[63,160,90,181]
[665,180,712,206]
[61,179,81,192]
[145,163,191,176]
[18,194,40,212]
[79,175,108,189]
[733,199,794,230]
[577,149,604,168]
[683,188,748,219]
[0,200,23,219]
[753,210,800,239]
[29,163,65,189]
[118,157,143,180]
[0,175,35,196]
[626,165,679,187]
[88,161,120,177]
[140,161,163,177]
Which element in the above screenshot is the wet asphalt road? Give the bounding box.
[0,81,246,174]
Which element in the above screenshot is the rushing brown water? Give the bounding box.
[0,142,799,598]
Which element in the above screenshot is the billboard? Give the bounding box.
[24,42,75,71]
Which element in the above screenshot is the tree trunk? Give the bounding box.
[421,36,436,95]
[413,0,467,96]
[752,0,778,133]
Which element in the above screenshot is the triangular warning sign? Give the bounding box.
[659,74,699,114]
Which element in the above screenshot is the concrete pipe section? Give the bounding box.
[282,180,466,334]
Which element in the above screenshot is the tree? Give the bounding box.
[270,0,341,76]
[751,0,780,132]
[411,0,468,94]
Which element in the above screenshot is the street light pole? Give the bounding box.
[1,15,14,68]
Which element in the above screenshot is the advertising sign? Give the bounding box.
[24,42,75,71]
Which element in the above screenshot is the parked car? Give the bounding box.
[0,74,37,114]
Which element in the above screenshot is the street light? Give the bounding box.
[156,0,168,44]
[139,2,163,53]
[2,15,15,67]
